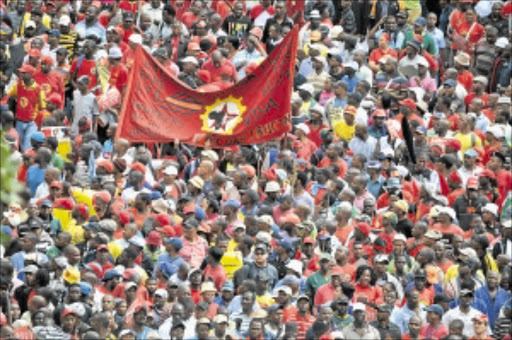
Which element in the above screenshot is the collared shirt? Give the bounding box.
[370,320,403,340]
[349,136,378,161]
[305,271,330,297]
[390,305,427,333]
[442,307,484,338]
[342,323,381,340]
[75,20,106,43]
[232,49,262,79]
[367,175,385,198]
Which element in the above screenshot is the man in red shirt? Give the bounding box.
[314,266,343,307]
[107,47,128,94]
[7,64,46,151]
[201,50,237,83]
[34,56,65,109]
[288,295,316,339]
[70,39,98,90]
[275,285,297,322]
[488,152,511,208]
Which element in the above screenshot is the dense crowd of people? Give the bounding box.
[0,0,512,339]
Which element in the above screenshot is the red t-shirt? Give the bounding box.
[108,64,129,93]
[71,57,98,89]
[11,81,44,121]
[203,264,227,292]
[34,71,65,108]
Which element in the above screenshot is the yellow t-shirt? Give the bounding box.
[333,120,356,141]
[454,132,482,154]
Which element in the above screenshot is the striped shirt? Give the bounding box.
[59,31,79,62]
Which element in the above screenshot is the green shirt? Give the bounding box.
[402,30,437,56]
[51,152,64,170]
[46,245,62,260]
[305,270,330,297]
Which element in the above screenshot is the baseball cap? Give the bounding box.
[425,304,444,316]
[352,303,366,312]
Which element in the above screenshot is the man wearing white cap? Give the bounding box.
[342,303,380,339]
[341,61,359,92]
[294,123,317,160]
[162,165,181,200]
[307,55,330,94]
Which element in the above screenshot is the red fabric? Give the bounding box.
[250,4,276,20]
[13,81,42,121]
[70,58,98,89]
[119,0,138,13]
[116,27,299,147]
[34,71,65,109]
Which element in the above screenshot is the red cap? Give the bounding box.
[96,159,115,173]
[198,223,211,234]
[197,70,211,83]
[146,231,162,246]
[472,314,488,322]
[225,145,240,152]
[448,171,462,184]
[467,177,479,189]
[183,203,195,214]
[280,213,300,225]
[117,211,132,226]
[356,222,371,237]
[188,42,200,51]
[239,165,256,178]
[97,244,109,251]
[344,105,357,116]
[41,55,54,65]
[156,224,175,237]
[77,204,89,220]
[303,236,315,244]
[93,190,112,204]
[47,93,63,107]
[262,168,277,181]
[446,139,461,151]
[399,98,417,110]
[61,308,78,318]
[381,33,390,42]
[18,64,36,76]
[373,109,386,118]
[128,162,146,174]
[154,214,172,227]
[54,197,75,210]
[479,169,496,179]
[50,180,62,189]
[28,49,41,58]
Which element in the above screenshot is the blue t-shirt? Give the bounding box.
[26,165,46,197]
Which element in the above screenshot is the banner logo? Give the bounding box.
[200,96,246,135]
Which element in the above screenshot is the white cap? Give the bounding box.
[495,37,510,49]
[459,247,478,258]
[129,34,142,44]
[201,150,219,162]
[286,259,303,274]
[352,303,366,312]
[393,234,407,243]
[439,207,456,221]
[255,231,272,244]
[257,215,274,226]
[396,165,409,178]
[59,15,71,26]
[163,165,178,176]
[417,57,429,67]
[276,286,292,296]
[310,105,325,116]
[125,282,138,291]
[497,97,511,105]
[154,289,168,299]
[26,20,36,29]
[312,55,327,65]
[330,25,343,39]
[482,203,499,216]
[108,47,123,59]
[310,10,321,19]
[295,123,310,135]
[182,56,198,65]
[298,83,314,95]
[474,76,488,86]
[343,61,359,71]
[487,125,504,139]
[265,181,280,193]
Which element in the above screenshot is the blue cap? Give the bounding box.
[158,261,174,278]
[223,199,240,209]
[49,29,61,37]
[407,39,421,50]
[40,200,52,208]
[415,126,427,135]
[386,178,403,189]
[443,79,456,87]
[332,54,342,63]
[164,237,183,250]
[194,206,206,221]
[150,191,162,200]
[425,304,444,316]
[221,281,234,292]
[83,222,100,231]
[277,239,293,252]
[282,274,301,285]
[128,236,145,248]
[464,149,478,158]
[79,282,93,295]
[102,269,121,282]
[30,131,45,143]
[367,160,381,169]
[414,17,427,26]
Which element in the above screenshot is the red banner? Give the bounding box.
[116,26,298,148]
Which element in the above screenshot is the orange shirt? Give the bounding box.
[369,47,398,66]
[334,224,354,246]
[457,71,474,93]
[108,63,129,93]
[431,223,465,237]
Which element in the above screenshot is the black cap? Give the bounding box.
[376,304,392,313]
[28,218,42,230]
[414,268,427,278]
